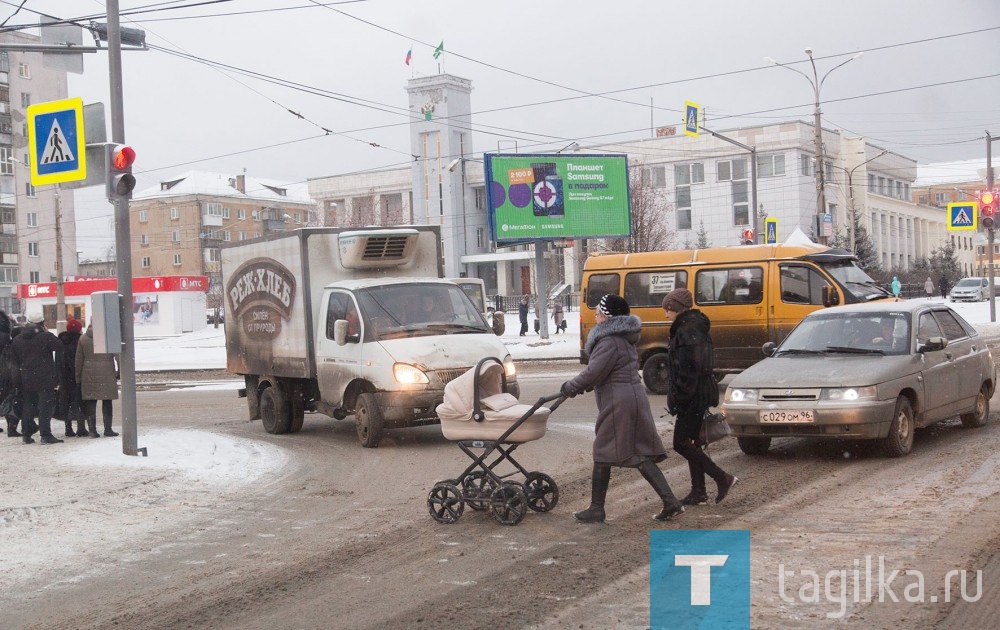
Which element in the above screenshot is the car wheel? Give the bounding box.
[960,384,990,428]
[355,392,384,448]
[642,353,670,395]
[260,386,291,435]
[737,436,771,455]
[882,396,914,457]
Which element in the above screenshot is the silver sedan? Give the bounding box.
[722,301,995,457]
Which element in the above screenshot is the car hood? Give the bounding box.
[731,355,918,388]
[379,334,509,372]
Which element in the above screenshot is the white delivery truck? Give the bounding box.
[222,226,518,447]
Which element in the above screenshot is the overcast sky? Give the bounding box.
[7,0,999,258]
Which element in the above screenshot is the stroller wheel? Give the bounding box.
[490,482,528,526]
[428,482,465,524]
[462,471,497,512]
[524,472,559,513]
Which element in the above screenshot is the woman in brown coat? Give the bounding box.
[560,294,683,523]
[74,323,120,438]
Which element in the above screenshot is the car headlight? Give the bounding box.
[822,386,878,401]
[503,355,517,379]
[725,387,758,403]
[393,363,429,385]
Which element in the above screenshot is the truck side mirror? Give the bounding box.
[823,285,840,308]
[333,319,349,346]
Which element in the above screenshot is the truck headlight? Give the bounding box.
[725,387,758,403]
[393,363,429,385]
[822,386,877,401]
[503,355,517,379]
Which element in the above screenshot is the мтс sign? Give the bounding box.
[26,97,87,186]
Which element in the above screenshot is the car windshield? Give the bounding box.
[356,283,491,340]
[955,279,981,288]
[776,311,911,356]
[820,260,891,301]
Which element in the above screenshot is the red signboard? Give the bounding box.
[17,275,209,299]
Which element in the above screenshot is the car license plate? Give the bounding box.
[759,410,814,423]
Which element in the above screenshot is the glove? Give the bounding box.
[560,382,575,398]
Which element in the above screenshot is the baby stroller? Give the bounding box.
[428,357,565,526]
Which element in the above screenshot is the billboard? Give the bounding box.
[485,153,630,242]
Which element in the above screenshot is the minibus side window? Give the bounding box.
[623,271,688,307]
[586,274,621,308]
[779,264,831,305]
[695,267,763,305]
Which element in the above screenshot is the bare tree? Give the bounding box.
[593,167,673,253]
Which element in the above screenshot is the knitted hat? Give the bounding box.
[66,319,83,333]
[597,294,630,317]
[662,288,694,313]
[26,310,44,324]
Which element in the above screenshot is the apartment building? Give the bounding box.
[129,171,315,307]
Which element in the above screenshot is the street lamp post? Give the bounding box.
[843,150,888,254]
[765,50,863,245]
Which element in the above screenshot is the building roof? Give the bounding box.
[913,159,995,188]
[134,171,314,205]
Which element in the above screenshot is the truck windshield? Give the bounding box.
[820,260,892,302]
[357,283,492,339]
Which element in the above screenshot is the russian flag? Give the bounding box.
[405,47,412,66]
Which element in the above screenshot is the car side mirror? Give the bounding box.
[762,341,777,357]
[917,336,948,353]
[333,319,349,346]
[823,285,840,308]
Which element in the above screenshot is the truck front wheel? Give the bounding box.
[642,354,670,395]
[355,393,384,448]
[261,387,291,434]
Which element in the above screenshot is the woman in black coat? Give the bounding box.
[0,311,21,436]
[561,294,684,523]
[55,318,86,437]
[518,295,530,336]
[663,288,737,506]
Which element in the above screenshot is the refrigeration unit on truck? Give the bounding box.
[221,226,518,448]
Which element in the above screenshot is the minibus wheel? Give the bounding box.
[642,354,670,395]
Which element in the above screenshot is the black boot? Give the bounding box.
[64,420,76,438]
[103,416,119,438]
[76,418,88,437]
[715,473,738,504]
[40,434,64,444]
[39,418,63,444]
[574,464,611,523]
[6,419,21,438]
[87,417,100,438]
[638,460,684,522]
[680,460,709,505]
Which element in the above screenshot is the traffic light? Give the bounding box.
[742,228,754,245]
[980,190,997,230]
[105,144,136,201]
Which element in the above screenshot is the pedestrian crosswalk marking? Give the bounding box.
[40,119,74,164]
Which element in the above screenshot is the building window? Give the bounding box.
[0,147,11,175]
[170,207,179,220]
[28,242,39,257]
[223,231,231,241]
[800,154,814,177]
[254,232,261,238]
[172,230,180,242]
[732,180,749,226]
[293,213,301,224]
[26,212,37,227]
[717,159,747,182]
[20,93,30,107]
[206,202,223,216]
[757,153,785,177]
[675,165,693,231]
[237,208,245,220]
[140,234,149,245]
[474,187,486,210]
[476,228,484,248]
[252,210,260,220]
[141,257,151,268]
[935,192,946,203]
[207,248,221,262]
[173,254,182,266]
[223,207,230,219]
[139,210,147,222]
[238,231,246,241]
[18,63,29,79]
[676,162,704,185]
[25,182,35,197]
[29,271,39,283]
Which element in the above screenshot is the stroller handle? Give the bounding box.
[538,392,567,412]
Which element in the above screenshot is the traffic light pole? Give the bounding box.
[701,125,759,244]
[106,0,140,457]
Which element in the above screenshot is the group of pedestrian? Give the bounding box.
[517,295,568,336]
[560,288,737,524]
[0,309,120,445]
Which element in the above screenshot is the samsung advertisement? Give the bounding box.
[484,153,631,242]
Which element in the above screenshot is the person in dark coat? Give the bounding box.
[0,310,23,437]
[663,288,737,505]
[561,294,684,523]
[518,295,530,336]
[75,322,120,438]
[11,310,64,444]
[940,276,950,299]
[55,318,87,437]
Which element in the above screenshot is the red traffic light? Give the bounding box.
[981,190,997,216]
[742,228,754,244]
[111,145,136,170]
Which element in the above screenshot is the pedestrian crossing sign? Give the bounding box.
[27,97,86,186]
[765,217,778,244]
[947,201,977,231]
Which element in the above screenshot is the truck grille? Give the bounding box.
[436,369,468,385]
[760,388,821,402]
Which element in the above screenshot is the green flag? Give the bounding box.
[433,41,444,59]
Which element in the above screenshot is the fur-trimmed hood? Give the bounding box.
[585,314,642,356]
